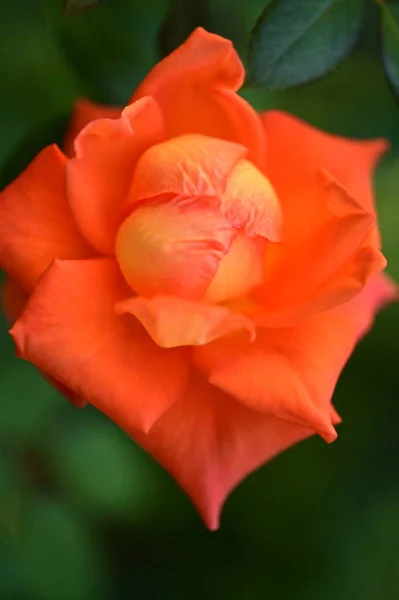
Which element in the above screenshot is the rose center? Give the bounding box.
[115,134,281,303]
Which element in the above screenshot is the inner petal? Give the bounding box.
[204,232,267,304]
[221,159,282,241]
[125,133,247,210]
[116,133,282,304]
[115,197,236,299]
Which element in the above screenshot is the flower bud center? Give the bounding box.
[115,134,281,303]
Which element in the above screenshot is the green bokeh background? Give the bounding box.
[1,1,399,598]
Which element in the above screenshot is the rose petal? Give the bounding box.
[132,373,313,530]
[66,97,165,255]
[0,145,95,294]
[116,196,237,299]
[337,272,398,335]
[11,258,190,433]
[262,111,388,214]
[195,274,397,437]
[132,28,266,169]
[116,294,255,348]
[1,278,88,408]
[195,334,337,444]
[204,233,267,304]
[220,159,282,241]
[255,115,386,325]
[64,98,121,157]
[127,134,246,207]
[252,241,387,328]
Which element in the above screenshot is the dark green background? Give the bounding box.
[1,1,399,598]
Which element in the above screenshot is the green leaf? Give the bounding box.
[64,0,99,15]
[380,1,399,97]
[248,0,366,89]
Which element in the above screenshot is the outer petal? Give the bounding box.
[254,174,386,326]
[252,242,386,328]
[116,294,255,348]
[66,97,165,256]
[0,146,94,294]
[195,274,397,440]
[157,274,394,529]
[256,111,387,325]
[335,272,397,335]
[132,28,266,169]
[262,111,388,214]
[195,334,337,444]
[261,111,386,250]
[1,278,87,408]
[11,258,190,433]
[132,373,313,530]
[64,98,121,157]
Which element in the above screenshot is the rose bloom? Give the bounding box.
[0,29,396,528]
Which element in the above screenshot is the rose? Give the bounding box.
[0,28,396,529]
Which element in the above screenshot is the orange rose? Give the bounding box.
[0,29,396,529]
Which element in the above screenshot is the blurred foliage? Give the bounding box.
[64,0,99,15]
[0,1,399,599]
[159,0,213,56]
[380,1,399,97]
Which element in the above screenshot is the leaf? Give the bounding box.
[64,0,99,15]
[379,1,399,97]
[248,0,366,89]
